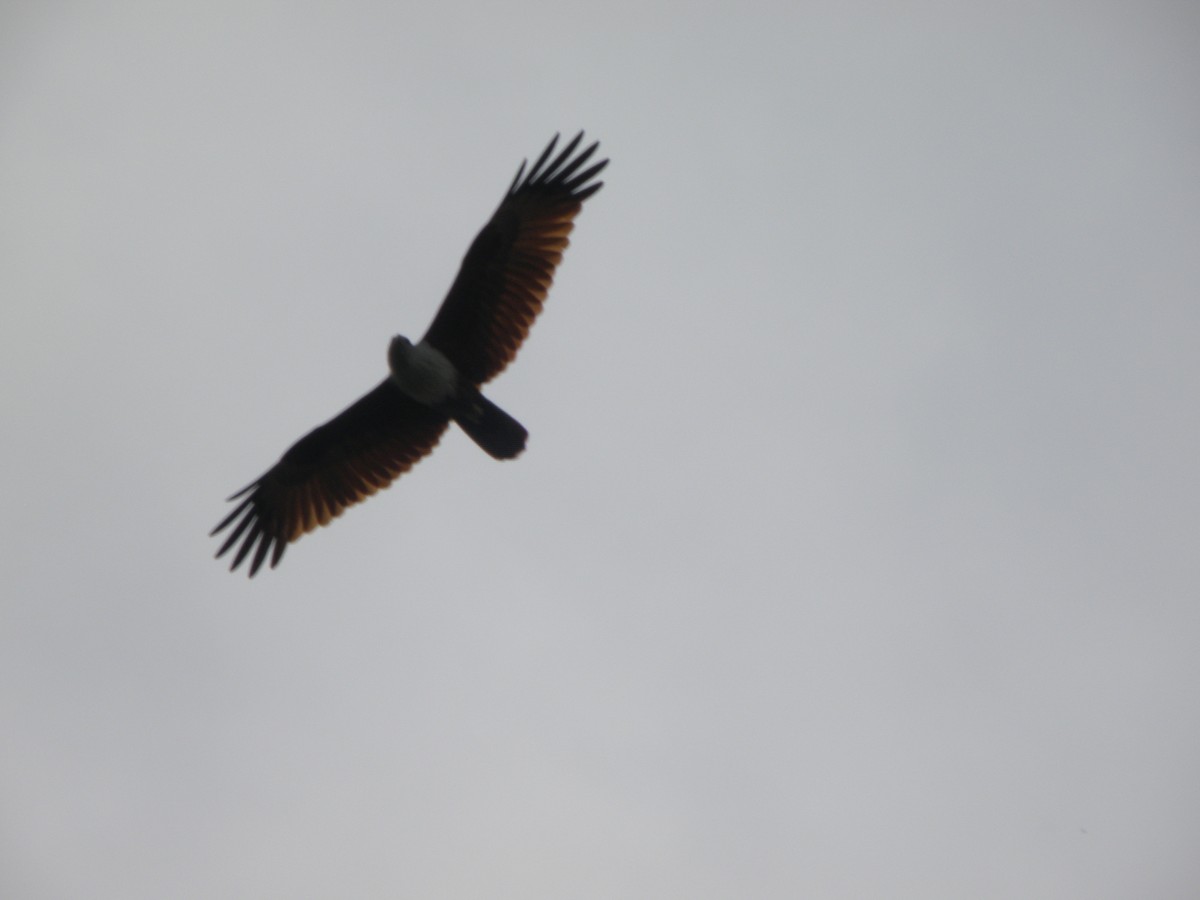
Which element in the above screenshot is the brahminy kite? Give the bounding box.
[212,133,606,575]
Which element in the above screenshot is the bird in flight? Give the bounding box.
[212,132,606,575]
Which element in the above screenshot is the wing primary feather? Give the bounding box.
[216,508,255,557]
[538,131,585,184]
[231,525,262,571]
[572,182,604,203]
[270,536,287,569]
[549,141,598,185]
[225,480,258,504]
[523,133,561,185]
[508,160,527,194]
[564,159,608,196]
[212,495,254,538]
[249,530,274,577]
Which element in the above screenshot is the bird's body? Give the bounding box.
[212,133,606,575]
[388,334,529,460]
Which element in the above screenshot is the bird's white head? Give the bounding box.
[388,335,414,374]
[387,335,458,404]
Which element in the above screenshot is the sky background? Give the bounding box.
[2,1,1199,897]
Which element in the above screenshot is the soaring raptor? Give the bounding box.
[212,133,606,575]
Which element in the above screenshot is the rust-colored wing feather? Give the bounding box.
[211,381,449,576]
[422,132,607,385]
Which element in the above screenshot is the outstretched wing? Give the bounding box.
[212,381,449,576]
[422,132,607,385]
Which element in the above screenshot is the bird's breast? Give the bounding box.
[388,339,459,406]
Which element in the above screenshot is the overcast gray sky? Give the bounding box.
[2,1,1199,897]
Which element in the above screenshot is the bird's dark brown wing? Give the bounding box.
[211,380,449,576]
[421,132,607,385]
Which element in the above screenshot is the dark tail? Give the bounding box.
[453,391,527,459]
